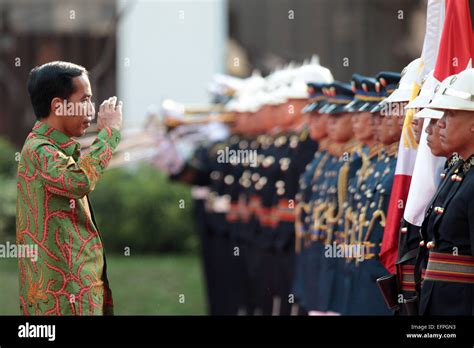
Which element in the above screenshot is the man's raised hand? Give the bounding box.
[97,96,123,131]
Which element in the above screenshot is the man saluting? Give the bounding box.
[16,61,122,315]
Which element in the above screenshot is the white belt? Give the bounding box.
[191,186,210,200]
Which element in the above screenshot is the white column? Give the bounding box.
[117,0,228,127]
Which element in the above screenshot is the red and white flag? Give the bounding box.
[379,0,446,274]
[404,0,474,230]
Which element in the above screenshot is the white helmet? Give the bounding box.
[384,58,422,103]
[406,70,439,110]
[277,57,333,100]
[427,68,474,113]
[414,75,453,119]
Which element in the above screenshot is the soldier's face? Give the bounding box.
[259,105,273,130]
[252,110,261,132]
[274,103,286,126]
[327,112,353,143]
[351,111,374,143]
[411,116,424,144]
[228,112,239,133]
[238,113,250,133]
[385,102,406,131]
[377,115,398,145]
[397,102,408,127]
[388,114,402,142]
[373,114,382,141]
[438,109,474,158]
[309,112,328,140]
[254,111,267,133]
[246,112,258,134]
[397,114,406,128]
[281,99,307,127]
[426,118,447,157]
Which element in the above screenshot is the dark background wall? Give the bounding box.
[0,0,116,146]
[1,0,426,145]
[229,0,424,80]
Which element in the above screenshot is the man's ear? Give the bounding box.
[51,97,64,117]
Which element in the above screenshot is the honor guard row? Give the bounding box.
[157,56,474,316]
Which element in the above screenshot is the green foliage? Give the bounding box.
[0,137,18,241]
[0,176,16,240]
[0,137,17,177]
[90,163,198,254]
[0,133,196,253]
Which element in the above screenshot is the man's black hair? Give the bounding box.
[27,61,88,119]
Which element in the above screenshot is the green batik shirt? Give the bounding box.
[16,121,120,315]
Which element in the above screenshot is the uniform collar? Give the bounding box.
[384,141,399,158]
[343,138,360,154]
[32,121,81,158]
[461,155,474,174]
[318,138,330,151]
[368,143,384,159]
[446,153,461,169]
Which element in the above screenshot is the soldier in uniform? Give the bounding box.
[377,60,448,315]
[293,82,330,314]
[269,75,322,316]
[235,61,332,315]
[153,99,233,315]
[395,70,442,314]
[163,73,262,315]
[177,135,235,315]
[227,70,288,315]
[340,72,402,315]
[309,82,358,315]
[301,103,335,314]
[178,142,220,315]
[256,113,289,315]
[334,74,386,315]
[217,94,270,315]
[415,69,474,315]
[365,62,423,316]
[224,108,249,315]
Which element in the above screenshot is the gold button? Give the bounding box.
[239,140,248,149]
[263,156,275,167]
[224,175,234,185]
